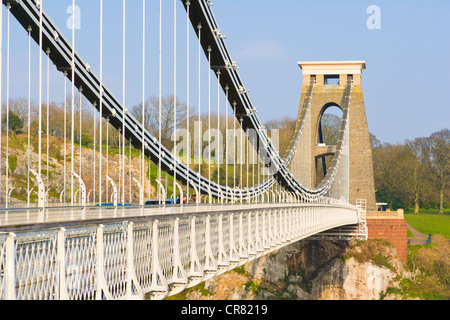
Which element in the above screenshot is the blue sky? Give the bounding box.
[3,0,450,144]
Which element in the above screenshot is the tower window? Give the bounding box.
[324,75,340,85]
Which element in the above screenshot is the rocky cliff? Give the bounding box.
[172,239,414,300]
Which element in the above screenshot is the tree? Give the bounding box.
[428,129,450,214]
[81,133,93,147]
[7,98,29,121]
[130,95,189,149]
[264,116,295,156]
[372,143,407,210]
[320,113,341,146]
[401,138,432,213]
[2,111,24,134]
[370,132,381,149]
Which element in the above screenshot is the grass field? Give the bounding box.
[404,210,450,239]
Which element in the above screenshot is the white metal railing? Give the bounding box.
[0,202,364,300]
[0,196,350,227]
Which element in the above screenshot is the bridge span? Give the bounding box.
[0,199,366,300]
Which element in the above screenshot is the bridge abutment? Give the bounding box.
[366,210,408,264]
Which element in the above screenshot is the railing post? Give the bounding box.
[125,221,143,300]
[228,213,239,265]
[292,208,297,240]
[301,207,305,237]
[261,210,268,251]
[96,224,112,300]
[255,211,263,255]
[171,218,188,294]
[149,219,168,299]
[307,207,311,236]
[247,212,256,258]
[276,209,281,245]
[268,209,273,249]
[57,227,69,300]
[217,214,229,271]
[272,209,278,248]
[4,232,16,300]
[278,209,283,245]
[300,207,304,238]
[287,208,292,242]
[186,216,203,288]
[238,213,248,263]
[306,207,310,236]
[204,215,217,278]
[313,207,317,234]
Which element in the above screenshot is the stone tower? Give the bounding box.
[290,61,376,211]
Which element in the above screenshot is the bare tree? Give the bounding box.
[402,138,432,213]
[7,98,29,121]
[372,143,407,210]
[320,113,341,146]
[428,129,450,214]
[131,95,189,149]
[264,116,295,156]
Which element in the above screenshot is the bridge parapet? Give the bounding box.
[0,203,359,300]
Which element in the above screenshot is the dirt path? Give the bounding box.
[406,223,429,245]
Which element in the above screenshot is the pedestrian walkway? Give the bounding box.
[406,223,429,245]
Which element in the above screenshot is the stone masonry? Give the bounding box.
[291,61,376,211]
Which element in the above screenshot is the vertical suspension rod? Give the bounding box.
[0,0,3,204]
[173,0,177,202]
[158,0,162,204]
[27,25,31,206]
[197,22,201,187]
[217,70,221,188]
[5,3,11,208]
[70,0,75,205]
[207,46,211,199]
[122,0,126,204]
[99,0,103,204]
[186,0,191,204]
[141,0,146,206]
[46,47,50,204]
[63,71,67,204]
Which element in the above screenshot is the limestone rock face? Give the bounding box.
[309,258,396,300]
[181,239,407,300]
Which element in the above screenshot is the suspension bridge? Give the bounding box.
[0,0,374,300]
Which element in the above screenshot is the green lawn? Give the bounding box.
[404,211,450,239]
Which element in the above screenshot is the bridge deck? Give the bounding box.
[0,202,364,300]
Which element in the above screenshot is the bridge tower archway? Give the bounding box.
[315,102,343,185]
[289,61,376,211]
